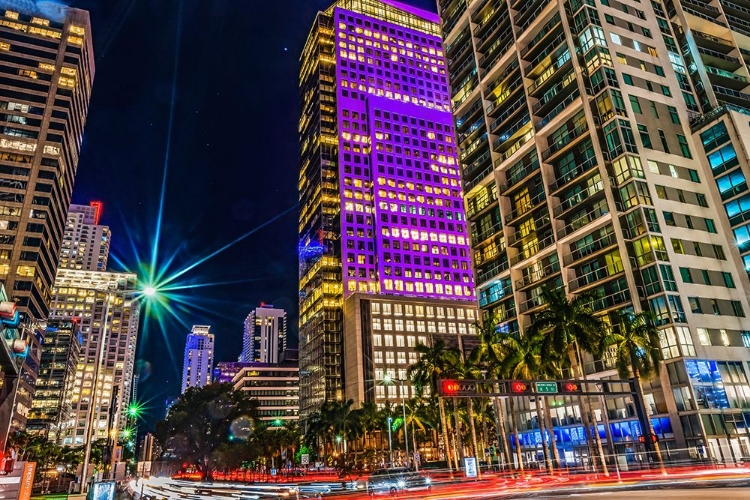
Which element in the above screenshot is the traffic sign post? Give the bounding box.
[534,382,558,394]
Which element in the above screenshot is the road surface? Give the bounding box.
[559,489,748,499]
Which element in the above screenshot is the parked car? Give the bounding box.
[366,468,431,496]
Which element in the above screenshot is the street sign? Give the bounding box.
[535,382,558,394]
[301,454,310,465]
[464,457,478,478]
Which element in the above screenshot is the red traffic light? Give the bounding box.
[511,381,530,393]
[638,435,658,443]
[441,380,460,395]
[562,382,581,393]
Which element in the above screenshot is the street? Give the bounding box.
[558,489,749,499]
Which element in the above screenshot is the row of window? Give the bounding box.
[370,301,476,319]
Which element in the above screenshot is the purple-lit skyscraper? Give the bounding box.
[298,0,477,420]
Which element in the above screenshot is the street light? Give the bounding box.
[383,374,410,469]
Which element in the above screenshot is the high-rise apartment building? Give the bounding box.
[49,270,139,446]
[25,319,81,441]
[240,304,287,364]
[0,4,94,446]
[181,325,214,394]
[298,0,476,419]
[440,0,750,463]
[58,202,110,271]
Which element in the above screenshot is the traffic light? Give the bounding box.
[441,380,460,396]
[510,381,532,394]
[561,382,582,393]
[638,434,658,444]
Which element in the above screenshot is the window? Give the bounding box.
[677,134,691,158]
[638,125,652,148]
[679,267,692,283]
[696,328,711,345]
[623,73,633,85]
[668,105,680,124]
[629,95,642,114]
[688,297,701,314]
[732,300,745,317]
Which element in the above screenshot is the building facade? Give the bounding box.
[231,362,300,423]
[25,318,81,440]
[240,304,287,364]
[49,270,139,446]
[439,0,750,464]
[181,325,214,394]
[0,5,95,443]
[58,202,110,271]
[298,0,477,419]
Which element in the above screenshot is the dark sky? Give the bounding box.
[61,0,437,427]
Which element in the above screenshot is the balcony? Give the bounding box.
[569,265,625,292]
[450,53,478,85]
[695,45,743,72]
[460,132,488,162]
[524,31,568,77]
[516,0,552,36]
[458,114,486,145]
[441,0,467,37]
[515,260,561,290]
[462,148,492,184]
[518,293,546,314]
[489,95,527,133]
[509,233,555,265]
[486,77,523,117]
[552,181,605,218]
[504,190,546,224]
[590,289,631,312]
[713,84,750,107]
[471,219,503,244]
[476,258,510,284]
[474,4,511,51]
[549,155,598,193]
[478,282,513,308]
[500,156,540,193]
[540,122,590,161]
[520,13,562,60]
[528,53,573,96]
[492,114,531,153]
[562,230,618,266]
[557,200,610,239]
[535,88,582,131]
[507,214,552,248]
[455,98,484,134]
[531,69,576,115]
[466,186,499,219]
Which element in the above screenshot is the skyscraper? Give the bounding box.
[0,4,95,446]
[49,269,139,446]
[181,325,214,394]
[440,0,750,463]
[58,202,110,271]
[25,319,82,441]
[240,304,287,364]
[298,0,476,419]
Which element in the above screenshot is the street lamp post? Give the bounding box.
[386,416,393,466]
[383,375,409,468]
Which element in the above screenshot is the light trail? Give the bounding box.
[150,0,184,286]
[156,205,297,289]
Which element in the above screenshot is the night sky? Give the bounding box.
[57,0,438,428]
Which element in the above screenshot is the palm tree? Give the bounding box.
[530,287,608,476]
[470,315,513,472]
[359,402,381,451]
[408,339,461,475]
[600,311,666,474]
[450,355,483,477]
[330,399,363,454]
[399,398,432,466]
[498,331,551,473]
